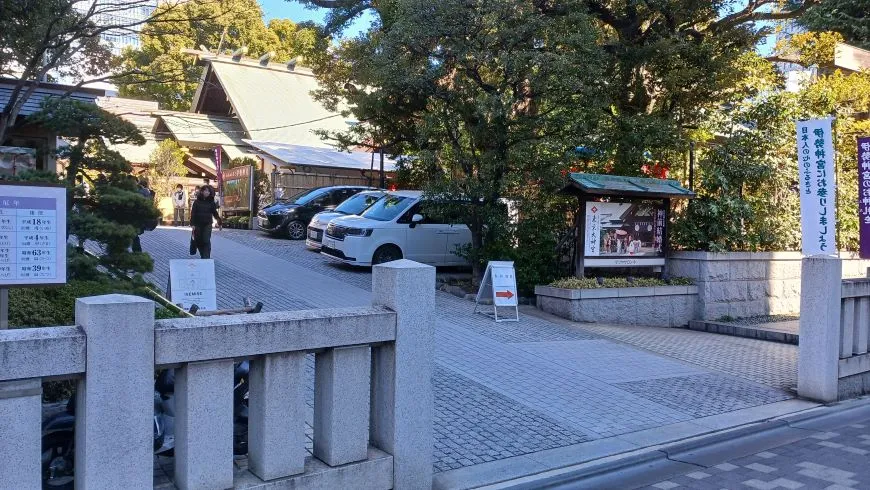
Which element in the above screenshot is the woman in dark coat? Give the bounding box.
[191,185,222,259]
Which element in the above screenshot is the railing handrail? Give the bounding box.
[155,306,396,366]
[0,260,435,489]
[0,325,85,382]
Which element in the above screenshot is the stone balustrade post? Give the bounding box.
[370,259,435,489]
[314,345,372,466]
[248,351,307,480]
[74,294,155,489]
[798,257,842,402]
[0,378,41,488]
[175,359,235,490]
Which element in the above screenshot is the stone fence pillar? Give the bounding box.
[371,259,436,489]
[75,294,155,489]
[798,257,842,402]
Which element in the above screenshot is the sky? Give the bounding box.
[258,0,373,37]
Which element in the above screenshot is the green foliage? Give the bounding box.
[116,0,326,109]
[672,90,803,252]
[147,140,187,199]
[673,31,870,253]
[29,98,159,274]
[307,0,606,283]
[801,0,870,50]
[9,278,148,328]
[549,276,693,289]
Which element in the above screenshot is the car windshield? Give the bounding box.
[335,192,384,215]
[286,188,327,205]
[361,195,415,221]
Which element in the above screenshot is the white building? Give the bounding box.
[76,1,158,55]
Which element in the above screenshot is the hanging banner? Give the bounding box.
[859,136,870,258]
[214,145,224,208]
[796,118,836,256]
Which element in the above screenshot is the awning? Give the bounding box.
[245,140,397,172]
[158,112,246,148]
[222,145,258,162]
[561,173,695,199]
[186,155,217,178]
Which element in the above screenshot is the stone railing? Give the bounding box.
[799,258,870,402]
[0,260,434,490]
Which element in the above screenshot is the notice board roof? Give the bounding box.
[561,173,695,200]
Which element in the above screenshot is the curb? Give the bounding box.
[492,397,870,490]
[687,320,798,345]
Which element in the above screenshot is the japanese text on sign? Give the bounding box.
[859,136,870,258]
[0,187,66,286]
[796,118,836,256]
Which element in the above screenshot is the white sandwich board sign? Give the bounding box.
[474,260,519,322]
[168,259,217,311]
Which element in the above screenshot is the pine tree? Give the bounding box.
[28,98,160,275]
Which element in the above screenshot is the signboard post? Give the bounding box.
[796,118,836,256]
[474,260,519,322]
[859,136,870,258]
[167,259,217,311]
[0,183,67,329]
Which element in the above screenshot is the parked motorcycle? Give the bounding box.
[41,362,249,489]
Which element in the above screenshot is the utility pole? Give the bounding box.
[379,147,385,189]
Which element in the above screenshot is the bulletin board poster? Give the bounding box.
[0,183,67,286]
[583,200,666,267]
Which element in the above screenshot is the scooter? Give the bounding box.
[41,362,250,489]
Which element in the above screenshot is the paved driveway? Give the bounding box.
[140,228,808,487]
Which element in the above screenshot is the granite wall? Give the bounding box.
[670,251,870,320]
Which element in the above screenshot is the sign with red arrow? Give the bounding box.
[475,261,519,320]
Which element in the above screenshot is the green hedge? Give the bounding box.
[549,276,694,290]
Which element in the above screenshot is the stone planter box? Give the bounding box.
[534,285,698,327]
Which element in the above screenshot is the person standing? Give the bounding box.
[191,185,222,259]
[132,178,154,253]
[172,184,187,226]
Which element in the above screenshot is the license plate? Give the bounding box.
[309,230,318,239]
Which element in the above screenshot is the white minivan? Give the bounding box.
[320,191,472,266]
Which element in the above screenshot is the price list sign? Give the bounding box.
[0,184,66,286]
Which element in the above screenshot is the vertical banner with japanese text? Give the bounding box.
[859,136,870,258]
[584,202,601,256]
[214,145,223,208]
[796,118,836,256]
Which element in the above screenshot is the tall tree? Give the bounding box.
[146,139,187,199]
[298,0,821,175]
[28,98,160,274]
[305,0,607,282]
[801,0,870,50]
[0,0,228,145]
[117,0,325,110]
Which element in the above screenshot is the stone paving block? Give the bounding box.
[616,374,791,418]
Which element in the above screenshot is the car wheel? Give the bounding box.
[372,245,403,265]
[286,220,306,240]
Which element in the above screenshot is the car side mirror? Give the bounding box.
[409,214,424,228]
